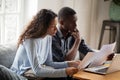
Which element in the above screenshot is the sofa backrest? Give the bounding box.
[0,43,17,68]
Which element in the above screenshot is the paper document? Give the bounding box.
[78,42,116,69]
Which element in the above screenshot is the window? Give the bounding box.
[0,0,23,44]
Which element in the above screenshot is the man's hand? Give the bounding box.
[71,29,80,40]
[107,53,115,60]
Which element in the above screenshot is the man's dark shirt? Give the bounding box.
[52,29,93,62]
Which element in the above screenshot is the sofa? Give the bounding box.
[0,43,42,80]
[0,43,17,68]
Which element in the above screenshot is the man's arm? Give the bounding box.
[65,38,81,61]
[65,30,81,61]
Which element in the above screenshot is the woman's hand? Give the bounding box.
[67,60,81,68]
[66,67,78,76]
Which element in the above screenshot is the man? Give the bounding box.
[52,7,93,62]
[50,7,114,80]
[44,7,92,80]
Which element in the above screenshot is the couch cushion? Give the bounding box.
[0,43,17,68]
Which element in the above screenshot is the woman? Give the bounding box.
[10,9,79,79]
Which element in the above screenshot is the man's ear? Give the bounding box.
[59,19,64,25]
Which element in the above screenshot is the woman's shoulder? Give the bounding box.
[23,35,52,43]
[36,35,52,41]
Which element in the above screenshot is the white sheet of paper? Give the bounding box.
[78,42,116,70]
[78,52,94,69]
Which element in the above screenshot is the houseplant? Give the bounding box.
[109,0,120,21]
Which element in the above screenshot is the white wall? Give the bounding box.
[82,0,111,49]
[37,0,64,13]
[23,0,38,25]
[74,0,93,45]
[94,0,111,49]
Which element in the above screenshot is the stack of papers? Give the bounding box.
[78,42,116,69]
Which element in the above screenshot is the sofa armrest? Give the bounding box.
[0,43,17,68]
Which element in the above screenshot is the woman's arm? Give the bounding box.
[24,39,67,77]
[34,65,67,77]
[45,48,68,69]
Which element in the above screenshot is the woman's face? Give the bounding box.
[47,18,57,36]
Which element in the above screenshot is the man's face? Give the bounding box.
[63,15,77,33]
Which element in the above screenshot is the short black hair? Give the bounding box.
[58,7,76,21]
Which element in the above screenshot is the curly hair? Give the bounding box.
[18,9,57,46]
